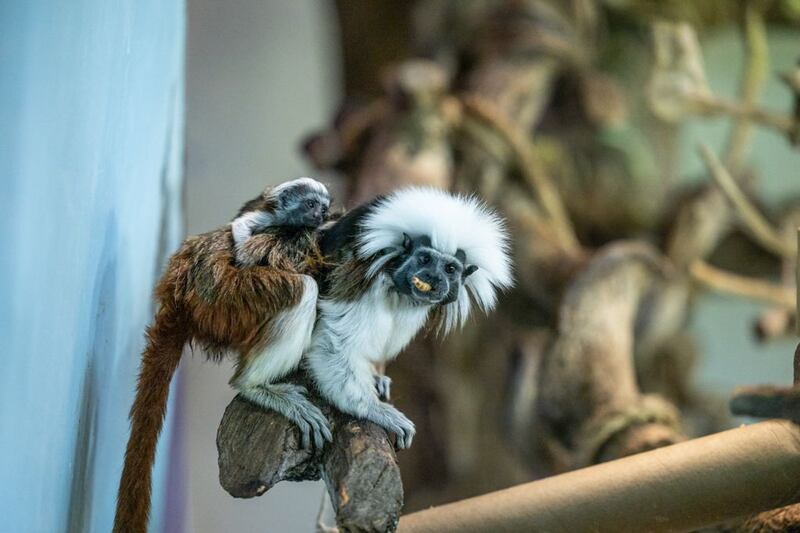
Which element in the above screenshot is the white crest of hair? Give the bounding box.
[270,176,328,197]
[358,187,513,332]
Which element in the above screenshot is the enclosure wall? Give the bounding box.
[0,1,186,531]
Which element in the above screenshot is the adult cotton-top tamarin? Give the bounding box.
[113,177,332,533]
[309,187,513,449]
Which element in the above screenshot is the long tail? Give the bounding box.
[114,304,186,533]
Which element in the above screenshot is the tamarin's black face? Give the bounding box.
[390,233,478,305]
[275,183,331,228]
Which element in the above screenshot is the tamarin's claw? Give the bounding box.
[411,276,432,292]
[375,403,415,450]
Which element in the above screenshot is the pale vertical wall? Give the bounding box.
[0,1,185,532]
[183,1,341,532]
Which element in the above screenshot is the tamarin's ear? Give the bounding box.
[456,249,478,278]
[402,233,413,252]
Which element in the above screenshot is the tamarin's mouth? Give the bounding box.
[411,276,432,293]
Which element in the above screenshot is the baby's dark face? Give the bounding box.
[277,185,331,228]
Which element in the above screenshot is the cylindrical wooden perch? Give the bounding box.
[217,389,403,532]
[398,420,800,533]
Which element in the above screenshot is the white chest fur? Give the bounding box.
[307,276,431,419]
[371,285,431,362]
[317,277,430,364]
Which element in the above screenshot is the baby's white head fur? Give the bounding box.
[270,176,329,198]
[358,187,513,333]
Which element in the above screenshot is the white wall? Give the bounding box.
[0,1,185,532]
[182,1,341,532]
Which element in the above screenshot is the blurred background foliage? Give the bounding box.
[182,1,799,530]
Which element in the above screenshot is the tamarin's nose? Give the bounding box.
[421,273,441,290]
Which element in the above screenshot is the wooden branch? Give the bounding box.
[398,420,800,533]
[755,221,800,341]
[322,412,404,531]
[347,60,454,205]
[665,184,735,270]
[699,143,794,258]
[459,95,580,253]
[535,242,684,472]
[217,395,321,497]
[304,100,390,170]
[692,95,796,142]
[217,382,403,532]
[723,2,767,170]
[690,259,795,309]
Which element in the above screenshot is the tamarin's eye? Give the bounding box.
[445,263,456,274]
[418,254,431,265]
[306,199,317,209]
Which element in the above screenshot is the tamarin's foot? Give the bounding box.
[240,383,333,449]
[369,403,415,450]
[374,374,392,401]
[288,389,333,450]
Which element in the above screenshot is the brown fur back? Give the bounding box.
[164,225,319,356]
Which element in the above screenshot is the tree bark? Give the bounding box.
[217,385,403,533]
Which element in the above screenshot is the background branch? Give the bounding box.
[699,143,794,258]
[690,259,795,308]
[723,2,768,169]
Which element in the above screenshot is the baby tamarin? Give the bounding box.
[232,176,330,266]
[114,177,332,533]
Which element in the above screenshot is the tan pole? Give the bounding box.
[399,420,800,533]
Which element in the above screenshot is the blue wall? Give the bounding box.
[0,1,185,532]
